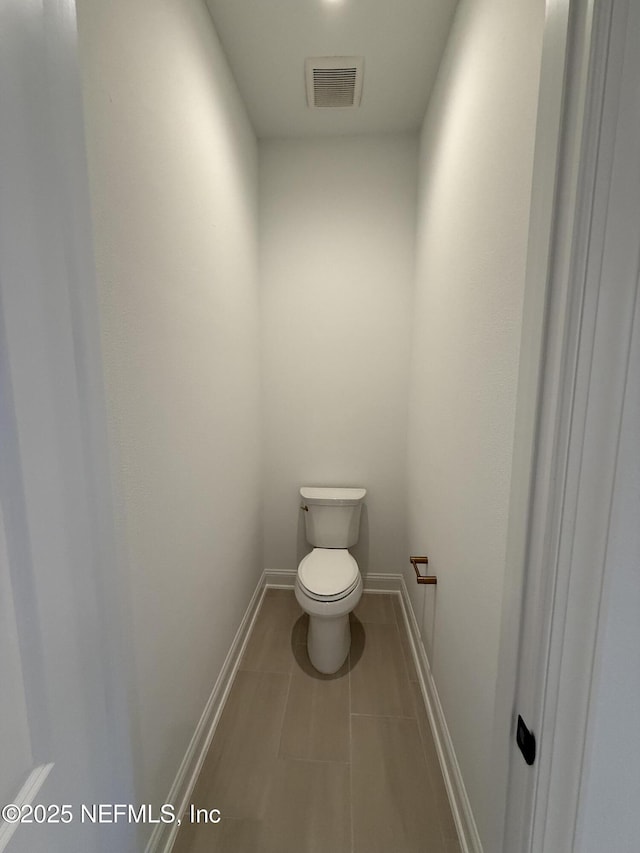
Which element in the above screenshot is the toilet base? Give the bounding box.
[307,613,351,674]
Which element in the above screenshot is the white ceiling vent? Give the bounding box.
[305,57,364,109]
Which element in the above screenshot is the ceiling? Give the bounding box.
[205,0,459,139]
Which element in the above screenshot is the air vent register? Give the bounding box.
[305,57,364,109]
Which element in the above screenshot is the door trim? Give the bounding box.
[497,0,635,850]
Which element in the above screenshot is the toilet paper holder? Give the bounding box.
[410,556,437,585]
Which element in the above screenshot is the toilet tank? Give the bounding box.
[300,486,366,548]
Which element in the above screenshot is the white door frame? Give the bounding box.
[495,0,637,850]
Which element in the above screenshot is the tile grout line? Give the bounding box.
[276,670,293,761]
[391,605,416,684]
[238,666,295,676]
[256,589,294,776]
[350,620,418,720]
[350,711,418,721]
[412,685,455,850]
[276,755,351,766]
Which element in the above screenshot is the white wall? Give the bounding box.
[406,0,544,847]
[76,0,262,826]
[260,134,418,577]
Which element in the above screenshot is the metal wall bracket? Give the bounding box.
[410,556,437,585]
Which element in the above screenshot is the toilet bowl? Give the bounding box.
[295,548,363,674]
[296,487,366,675]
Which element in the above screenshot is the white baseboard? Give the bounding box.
[362,572,403,592]
[397,577,483,853]
[146,575,267,853]
[263,568,296,587]
[149,568,480,853]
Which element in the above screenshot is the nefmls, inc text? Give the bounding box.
[81,804,176,824]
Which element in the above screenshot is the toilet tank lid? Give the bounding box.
[300,486,366,506]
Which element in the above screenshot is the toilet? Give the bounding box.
[295,486,366,674]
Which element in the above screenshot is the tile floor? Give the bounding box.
[172,590,461,853]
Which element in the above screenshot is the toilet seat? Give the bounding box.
[298,548,359,601]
